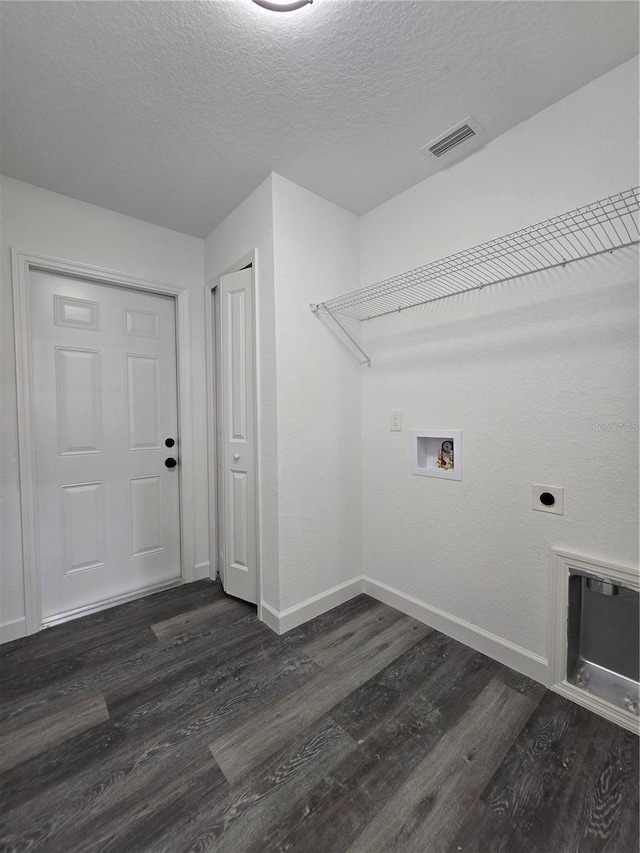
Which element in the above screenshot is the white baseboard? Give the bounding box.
[550,680,639,735]
[194,561,211,581]
[259,601,282,634]
[259,575,547,684]
[363,577,548,684]
[259,577,365,636]
[3,574,549,689]
[1,617,27,644]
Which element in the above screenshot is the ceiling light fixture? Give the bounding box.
[252,0,313,11]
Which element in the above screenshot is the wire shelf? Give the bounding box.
[311,188,639,338]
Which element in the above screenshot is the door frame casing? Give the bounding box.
[12,249,197,634]
[205,249,262,617]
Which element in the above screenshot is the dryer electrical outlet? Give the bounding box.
[532,485,564,515]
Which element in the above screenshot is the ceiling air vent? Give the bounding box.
[421,116,484,161]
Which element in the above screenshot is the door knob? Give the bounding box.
[233,453,240,461]
[165,457,177,468]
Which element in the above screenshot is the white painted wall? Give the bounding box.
[360,60,640,284]
[2,57,637,671]
[0,176,207,639]
[271,174,361,611]
[205,174,361,613]
[358,58,639,663]
[204,175,281,609]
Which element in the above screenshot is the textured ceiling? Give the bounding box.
[1,1,638,238]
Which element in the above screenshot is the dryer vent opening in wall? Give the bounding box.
[567,571,639,715]
[549,550,640,733]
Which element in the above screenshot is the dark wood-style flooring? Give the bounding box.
[0,580,638,852]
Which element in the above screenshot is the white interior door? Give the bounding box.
[29,270,182,622]
[218,268,257,603]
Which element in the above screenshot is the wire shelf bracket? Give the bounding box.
[311,187,639,366]
[309,303,372,367]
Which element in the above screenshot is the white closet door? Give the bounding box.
[30,271,182,621]
[219,268,257,603]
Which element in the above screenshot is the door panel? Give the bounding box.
[54,295,99,331]
[124,308,159,338]
[219,268,257,603]
[125,355,162,450]
[228,289,248,440]
[30,270,181,621]
[129,475,164,557]
[60,481,106,573]
[55,348,103,454]
[230,469,249,569]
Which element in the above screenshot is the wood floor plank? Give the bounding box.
[154,716,356,853]
[275,595,379,649]
[0,619,268,814]
[0,719,126,818]
[542,715,640,853]
[345,679,537,853]
[423,645,500,732]
[480,690,599,848]
[0,731,222,852]
[328,629,454,741]
[210,614,430,784]
[0,642,317,826]
[150,596,239,640]
[446,799,540,853]
[105,627,269,721]
[0,580,223,672]
[0,694,110,773]
[252,690,443,853]
[0,582,637,853]
[103,607,262,708]
[106,644,320,746]
[0,599,255,731]
[242,633,469,852]
[0,615,265,812]
[494,666,547,701]
[0,628,159,733]
[39,738,225,853]
[250,767,376,853]
[96,759,225,853]
[300,600,402,669]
